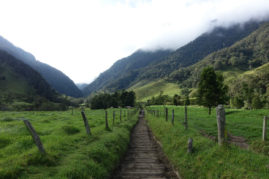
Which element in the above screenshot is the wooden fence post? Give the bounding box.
[105,110,109,130]
[262,116,268,141]
[172,109,174,125]
[187,138,193,153]
[165,108,168,121]
[184,105,188,130]
[120,108,122,122]
[113,111,115,125]
[23,120,46,154]
[81,111,91,135]
[216,105,226,146]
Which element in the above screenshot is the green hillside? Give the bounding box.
[127,22,269,103]
[167,22,269,108]
[0,50,65,110]
[171,22,269,86]
[139,21,262,80]
[129,79,181,102]
[82,50,172,96]
[0,36,83,98]
[172,22,269,85]
[84,21,263,97]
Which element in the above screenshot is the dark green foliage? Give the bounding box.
[229,63,269,109]
[121,91,136,107]
[231,96,244,109]
[251,96,263,109]
[198,67,228,114]
[185,95,190,105]
[90,90,136,109]
[147,91,172,105]
[173,94,181,105]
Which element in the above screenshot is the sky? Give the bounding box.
[0,0,269,84]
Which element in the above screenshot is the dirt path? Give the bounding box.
[112,110,178,179]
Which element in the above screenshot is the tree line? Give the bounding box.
[90,90,136,109]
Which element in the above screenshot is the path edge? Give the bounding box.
[110,116,140,179]
[146,121,181,179]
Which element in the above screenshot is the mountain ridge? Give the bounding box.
[83,20,263,97]
[0,49,64,110]
[82,49,172,96]
[0,36,83,98]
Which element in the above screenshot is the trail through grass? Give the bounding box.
[146,106,269,178]
[0,108,138,179]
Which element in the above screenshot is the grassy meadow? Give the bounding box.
[146,105,269,178]
[130,79,181,102]
[0,108,138,179]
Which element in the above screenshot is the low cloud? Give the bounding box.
[0,0,268,83]
[134,0,269,50]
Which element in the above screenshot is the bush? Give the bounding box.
[251,96,263,109]
[231,97,244,109]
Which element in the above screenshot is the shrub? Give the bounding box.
[251,96,263,109]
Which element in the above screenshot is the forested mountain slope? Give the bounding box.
[138,21,263,80]
[0,50,62,110]
[0,36,82,97]
[84,21,263,97]
[168,22,269,108]
[173,22,269,88]
[82,50,172,96]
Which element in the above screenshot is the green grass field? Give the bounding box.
[146,105,269,178]
[0,108,138,179]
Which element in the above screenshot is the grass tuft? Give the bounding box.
[62,125,80,135]
[1,117,17,122]
[146,106,269,178]
[27,153,58,166]
[0,108,138,178]
[0,137,11,149]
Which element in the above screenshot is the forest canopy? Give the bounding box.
[90,90,136,109]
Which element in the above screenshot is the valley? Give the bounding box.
[0,5,269,178]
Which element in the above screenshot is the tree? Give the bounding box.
[185,95,190,105]
[198,67,228,114]
[90,90,136,109]
[173,94,181,106]
[252,96,263,109]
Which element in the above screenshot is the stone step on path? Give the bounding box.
[112,110,179,179]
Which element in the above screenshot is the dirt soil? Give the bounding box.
[200,130,249,149]
[112,110,179,179]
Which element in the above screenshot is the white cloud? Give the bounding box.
[0,0,268,83]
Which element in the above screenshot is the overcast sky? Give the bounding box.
[0,0,269,83]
